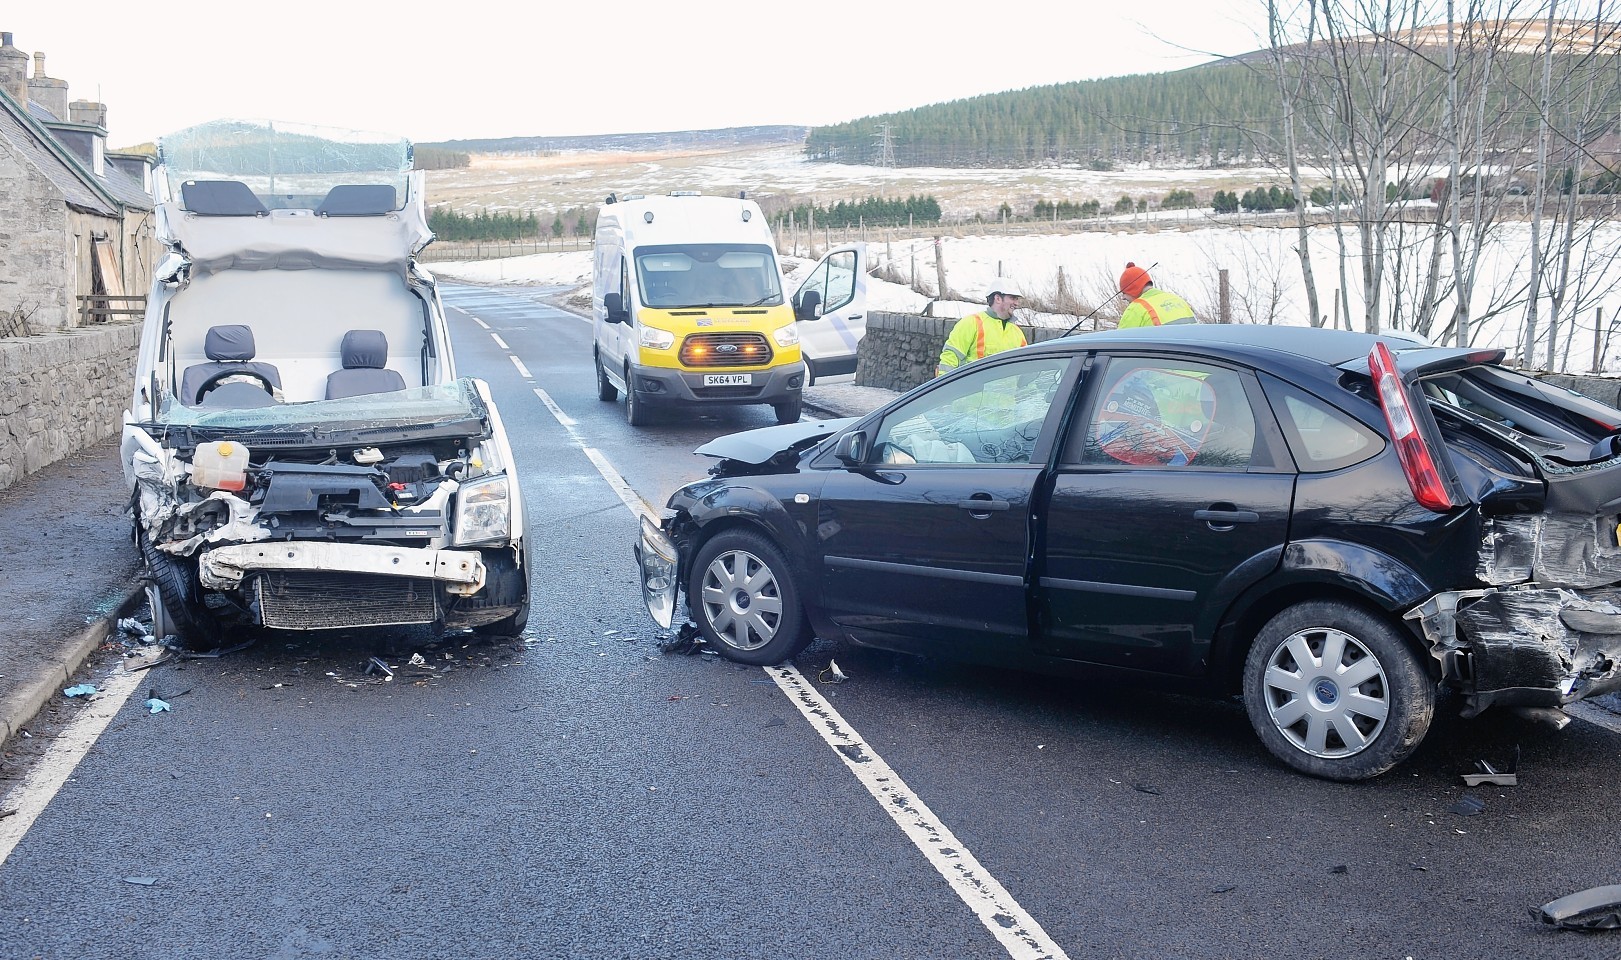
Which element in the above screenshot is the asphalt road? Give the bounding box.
[1,283,1618,960]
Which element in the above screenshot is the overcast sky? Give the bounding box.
[6,1,1267,147]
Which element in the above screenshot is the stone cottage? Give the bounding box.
[0,30,155,333]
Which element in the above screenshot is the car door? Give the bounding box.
[817,353,1077,655]
[1037,355,1295,676]
[792,243,867,382]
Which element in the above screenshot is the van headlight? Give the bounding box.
[640,326,675,350]
[453,475,510,546]
[773,324,800,347]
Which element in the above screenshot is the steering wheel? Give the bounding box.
[194,369,277,405]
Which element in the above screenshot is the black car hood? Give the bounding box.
[695,418,855,466]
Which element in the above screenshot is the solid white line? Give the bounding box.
[0,668,143,867]
[510,355,533,379]
[491,333,510,349]
[1568,701,1621,735]
[766,665,1070,960]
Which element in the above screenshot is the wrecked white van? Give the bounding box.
[120,120,528,649]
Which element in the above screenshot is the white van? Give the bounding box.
[121,120,528,648]
[592,193,804,425]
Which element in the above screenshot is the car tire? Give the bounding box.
[804,359,818,387]
[138,529,222,652]
[474,599,530,638]
[688,529,812,665]
[772,397,803,425]
[624,367,651,426]
[595,353,618,402]
[1242,600,1435,781]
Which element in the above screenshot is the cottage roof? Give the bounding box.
[0,86,121,217]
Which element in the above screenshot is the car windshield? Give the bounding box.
[150,379,488,437]
[635,243,784,308]
[157,119,412,212]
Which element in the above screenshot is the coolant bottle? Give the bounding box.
[191,441,249,491]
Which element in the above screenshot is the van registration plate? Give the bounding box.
[704,374,752,386]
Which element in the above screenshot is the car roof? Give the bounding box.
[1048,324,1415,366]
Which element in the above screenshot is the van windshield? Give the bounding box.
[634,244,784,308]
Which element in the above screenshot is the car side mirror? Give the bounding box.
[795,290,822,322]
[834,430,867,467]
[604,292,629,324]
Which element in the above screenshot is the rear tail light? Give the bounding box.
[1369,342,1454,512]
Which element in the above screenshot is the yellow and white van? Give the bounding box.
[592,193,804,425]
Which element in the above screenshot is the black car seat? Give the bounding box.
[325,330,408,399]
[179,325,283,405]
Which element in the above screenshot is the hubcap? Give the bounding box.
[699,549,783,651]
[1261,626,1389,759]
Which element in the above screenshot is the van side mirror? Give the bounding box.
[795,290,822,322]
[834,430,867,467]
[604,292,629,324]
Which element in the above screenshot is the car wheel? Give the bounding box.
[625,372,650,426]
[689,529,811,665]
[772,397,803,425]
[1242,600,1435,781]
[138,529,222,652]
[595,353,618,402]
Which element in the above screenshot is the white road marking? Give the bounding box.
[510,356,533,379]
[491,333,510,349]
[0,668,143,867]
[446,305,491,329]
[1569,701,1621,735]
[767,664,1070,960]
[503,299,1065,959]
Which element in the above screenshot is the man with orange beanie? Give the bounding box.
[1117,262,1196,328]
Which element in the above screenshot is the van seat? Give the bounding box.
[325,330,407,399]
[315,185,398,217]
[179,325,283,405]
[181,180,268,217]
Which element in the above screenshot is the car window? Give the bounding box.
[1072,359,1258,469]
[822,250,857,312]
[1265,378,1384,472]
[795,260,828,313]
[872,356,1071,465]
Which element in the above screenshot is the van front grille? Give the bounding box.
[254,572,438,630]
[680,332,774,368]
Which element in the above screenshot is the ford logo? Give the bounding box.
[715,344,740,354]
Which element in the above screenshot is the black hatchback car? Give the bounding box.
[635,325,1621,780]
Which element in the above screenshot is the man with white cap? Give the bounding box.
[936,277,1028,376]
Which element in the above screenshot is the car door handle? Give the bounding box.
[958,497,1011,513]
[1194,508,1259,527]
[848,314,863,321]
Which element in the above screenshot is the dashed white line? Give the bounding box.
[491,333,510,350]
[510,356,533,379]
[0,668,143,867]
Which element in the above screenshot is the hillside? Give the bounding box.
[420,125,808,155]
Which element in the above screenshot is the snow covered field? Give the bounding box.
[425,145,1621,374]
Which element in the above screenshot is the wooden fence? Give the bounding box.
[76,294,145,325]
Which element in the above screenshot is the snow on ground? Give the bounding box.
[430,220,1621,372]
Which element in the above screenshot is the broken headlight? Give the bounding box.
[453,475,511,546]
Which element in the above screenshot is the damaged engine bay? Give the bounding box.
[129,380,527,647]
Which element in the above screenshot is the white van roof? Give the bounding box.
[597,193,771,248]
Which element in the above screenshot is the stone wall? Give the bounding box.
[0,323,138,492]
[853,311,1071,392]
[0,137,73,333]
[1540,373,1621,410]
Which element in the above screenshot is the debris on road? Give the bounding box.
[1462,747,1520,787]
[1532,884,1621,931]
[658,622,704,656]
[365,657,395,681]
[1449,794,1487,816]
[122,877,158,886]
[62,683,97,698]
[819,660,848,684]
[144,697,171,714]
